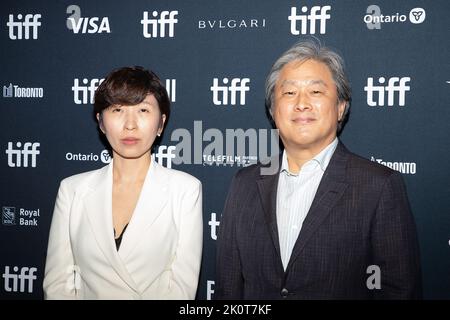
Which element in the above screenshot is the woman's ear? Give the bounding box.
[96,113,106,134]
[158,114,166,136]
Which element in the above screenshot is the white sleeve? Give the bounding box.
[43,180,78,300]
[164,179,203,299]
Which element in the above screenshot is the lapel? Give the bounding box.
[118,160,169,260]
[83,161,139,292]
[256,156,285,275]
[286,142,350,271]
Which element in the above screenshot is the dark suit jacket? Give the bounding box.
[215,142,422,299]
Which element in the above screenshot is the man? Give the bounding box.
[215,40,422,299]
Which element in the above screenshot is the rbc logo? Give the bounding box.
[2,207,16,226]
[2,266,37,293]
[7,14,41,40]
[288,6,331,35]
[72,78,104,104]
[364,77,411,107]
[5,142,40,168]
[210,78,250,106]
[141,11,178,38]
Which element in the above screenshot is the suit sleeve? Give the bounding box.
[215,173,244,299]
[164,179,203,300]
[43,180,78,300]
[371,172,422,299]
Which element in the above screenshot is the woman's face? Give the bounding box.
[97,94,165,161]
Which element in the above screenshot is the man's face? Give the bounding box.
[272,59,346,155]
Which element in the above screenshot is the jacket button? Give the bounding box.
[280,288,289,298]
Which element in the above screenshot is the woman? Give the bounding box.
[43,66,203,299]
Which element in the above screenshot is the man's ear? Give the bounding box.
[96,113,106,134]
[337,101,346,122]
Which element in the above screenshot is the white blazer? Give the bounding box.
[43,160,203,300]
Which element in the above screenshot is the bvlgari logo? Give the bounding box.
[198,17,266,30]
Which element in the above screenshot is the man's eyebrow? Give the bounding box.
[280,79,328,87]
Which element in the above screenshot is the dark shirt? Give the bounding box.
[114,223,129,251]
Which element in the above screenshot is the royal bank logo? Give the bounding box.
[7,13,41,40]
[3,83,43,98]
[289,5,331,35]
[1,206,40,227]
[141,10,178,38]
[210,77,250,106]
[364,76,411,107]
[66,5,111,34]
[2,207,16,226]
[365,5,426,29]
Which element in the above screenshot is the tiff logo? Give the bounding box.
[2,266,37,293]
[289,5,331,35]
[7,13,41,40]
[152,145,176,168]
[72,78,103,104]
[165,79,176,102]
[141,11,178,38]
[6,142,40,168]
[365,77,410,106]
[210,78,250,105]
[209,212,220,240]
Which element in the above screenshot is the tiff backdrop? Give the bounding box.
[1,0,449,299]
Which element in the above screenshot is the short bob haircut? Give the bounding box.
[265,39,351,133]
[94,66,170,124]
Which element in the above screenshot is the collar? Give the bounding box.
[281,137,338,176]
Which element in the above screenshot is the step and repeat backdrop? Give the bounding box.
[1,0,449,299]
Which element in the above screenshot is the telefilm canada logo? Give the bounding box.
[365,5,426,29]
